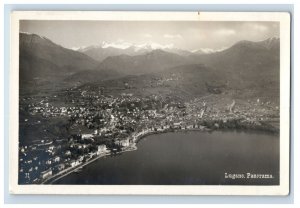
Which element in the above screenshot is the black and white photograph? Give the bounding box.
[9,11,290,195]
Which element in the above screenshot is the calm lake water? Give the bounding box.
[54,130,279,185]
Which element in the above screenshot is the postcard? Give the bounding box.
[9,11,290,195]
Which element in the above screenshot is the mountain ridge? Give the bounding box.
[19,32,280,99]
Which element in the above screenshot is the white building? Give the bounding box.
[65,150,71,156]
[70,160,80,167]
[54,156,60,163]
[82,134,93,139]
[97,145,107,155]
[94,129,99,135]
[45,159,52,165]
[120,139,130,147]
[48,145,55,151]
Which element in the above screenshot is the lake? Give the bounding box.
[54,130,279,185]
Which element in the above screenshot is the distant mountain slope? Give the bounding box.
[193,37,279,76]
[78,46,144,62]
[19,33,280,100]
[189,37,280,98]
[88,38,279,99]
[64,68,122,85]
[98,49,190,74]
[20,33,99,71]
[159,64,227,97]
[19,32,101,93]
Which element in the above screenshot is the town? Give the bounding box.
[19,84,279,184]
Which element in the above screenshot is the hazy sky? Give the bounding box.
[20,20,279,51]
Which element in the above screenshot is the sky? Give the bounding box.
[20,20,279,51]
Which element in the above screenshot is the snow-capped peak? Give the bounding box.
[102,40,132,49]
[134,42,174,51]
[71,46,84,51]
[192,47,227,54]
[74,40,175,52]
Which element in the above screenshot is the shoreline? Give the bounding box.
[44,123,278,184]
[132,121,279,145]
[133,127,209,144]
[44,144,137,184]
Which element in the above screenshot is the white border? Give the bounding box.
[9,11,291,195]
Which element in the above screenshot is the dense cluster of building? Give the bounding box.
[19,132,111,184]
[19,87,279,184]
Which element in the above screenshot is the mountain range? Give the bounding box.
[76,41,195,62]
[19,32,280,100]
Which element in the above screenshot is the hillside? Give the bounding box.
[99,49,190,75]
[19,32,100,93]
[189,37,280,99]
[64,68,122,85]
[19,33,280,101]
